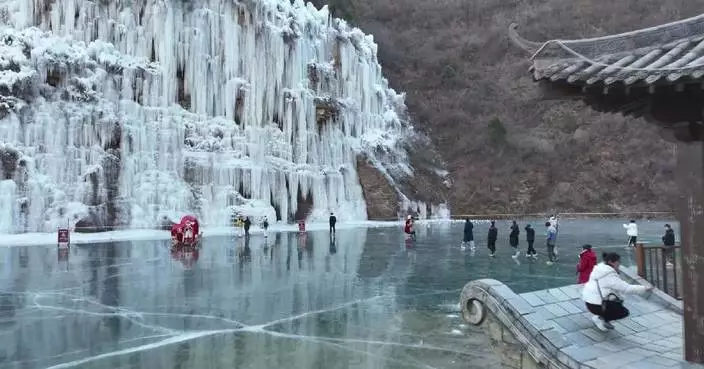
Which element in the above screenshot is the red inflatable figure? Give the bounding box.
[171,224,184,244]
[178,215,201,246]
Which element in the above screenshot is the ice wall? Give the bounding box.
[0,0,443,233]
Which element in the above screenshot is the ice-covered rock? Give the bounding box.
[0,0,448,233]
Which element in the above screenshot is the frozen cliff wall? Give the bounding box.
[0,0,448,233]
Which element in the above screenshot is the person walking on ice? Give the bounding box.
[582,252,652,331]
[509,220,520,258]
[545,221,558,265]
[662,223,676,266]
[525,224,536,258]
[243,216,251,238]
[404,215,416,240]
[487,221,498,257]
[577,244,597,284]
[462,218,475,250]
[623,220,638,248]
[262,217,269,238]
[329,212,337,235]
[548,214,559,256]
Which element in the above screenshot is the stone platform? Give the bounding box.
[460,279,704,369]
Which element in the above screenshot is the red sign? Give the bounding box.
[57,229,70,244]
[298,220,306,232]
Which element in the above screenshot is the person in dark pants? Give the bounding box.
[662,224,676,266]
[525,224,536,258]
[243,217,251,237]
[581,252,651,331]
[329,212,337,234]
[487,221,498,257]
[462,218,474,250]
[545,221,558,265]
[623,220,638,248]
[509,220,520,258]
[262,217,269,238]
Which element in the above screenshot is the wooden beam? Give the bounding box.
[675,141,704,363]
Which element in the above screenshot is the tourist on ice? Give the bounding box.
[243,216,251,237]
[548,214,559,256]
[404,215,416,239]
[623,220,638,248]
[582,252,652,331]
[509,220,520,258]
[662,224,676,266]
[487,221,497,257]
[545,221,558,264]
[576,244,597,284]
[329,212,337,234]
[462,218,474,250]
[525,224,536,258]
[262,217,269,238]
[549,215,559,231]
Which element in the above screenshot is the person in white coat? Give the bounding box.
[582,252,652,331]
[623,220,638,248]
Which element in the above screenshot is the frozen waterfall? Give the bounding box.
[0,0,440,233]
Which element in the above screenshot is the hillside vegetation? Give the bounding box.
[313,0,704,214]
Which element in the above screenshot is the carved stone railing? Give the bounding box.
[460,279,574,369]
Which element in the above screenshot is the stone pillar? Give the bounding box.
[676,141,704,363]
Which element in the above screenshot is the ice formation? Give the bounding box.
[0,0,446,233]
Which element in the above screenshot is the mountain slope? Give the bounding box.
[314,0,702,214]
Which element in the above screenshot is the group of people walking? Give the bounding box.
[461,216,560,264]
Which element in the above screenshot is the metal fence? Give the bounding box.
[635,243,682,300]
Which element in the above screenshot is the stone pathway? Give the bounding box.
[516,284,697,368]
[461,279,704,369]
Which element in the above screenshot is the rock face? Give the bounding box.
[0,0,448,233]
[312,0,697,214]
[356,156,400,219]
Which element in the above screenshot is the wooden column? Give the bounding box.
[676,141,704,363]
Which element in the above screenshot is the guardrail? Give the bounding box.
[635,243,682,300]
[449,211,674,220]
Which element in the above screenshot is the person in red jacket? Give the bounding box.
[404,215,416,240]
[577,244,597,284]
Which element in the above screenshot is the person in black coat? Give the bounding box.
[509,220,520,258]
[329,213,337,234]
[462,218,475,249]
[525,224,536,258]
[487,221,498,257]
[243,217,251,237]
[662,224,676,265]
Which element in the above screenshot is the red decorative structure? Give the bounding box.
[57,228,70,248]
[298,220,306,232]
[171,215,202,247]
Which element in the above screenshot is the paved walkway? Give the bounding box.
[460,279,704,369]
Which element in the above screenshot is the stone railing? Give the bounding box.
[460,279,572,369]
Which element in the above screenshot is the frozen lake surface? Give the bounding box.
[0,219,677,368]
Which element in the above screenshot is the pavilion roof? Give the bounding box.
[509,14,704,88]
